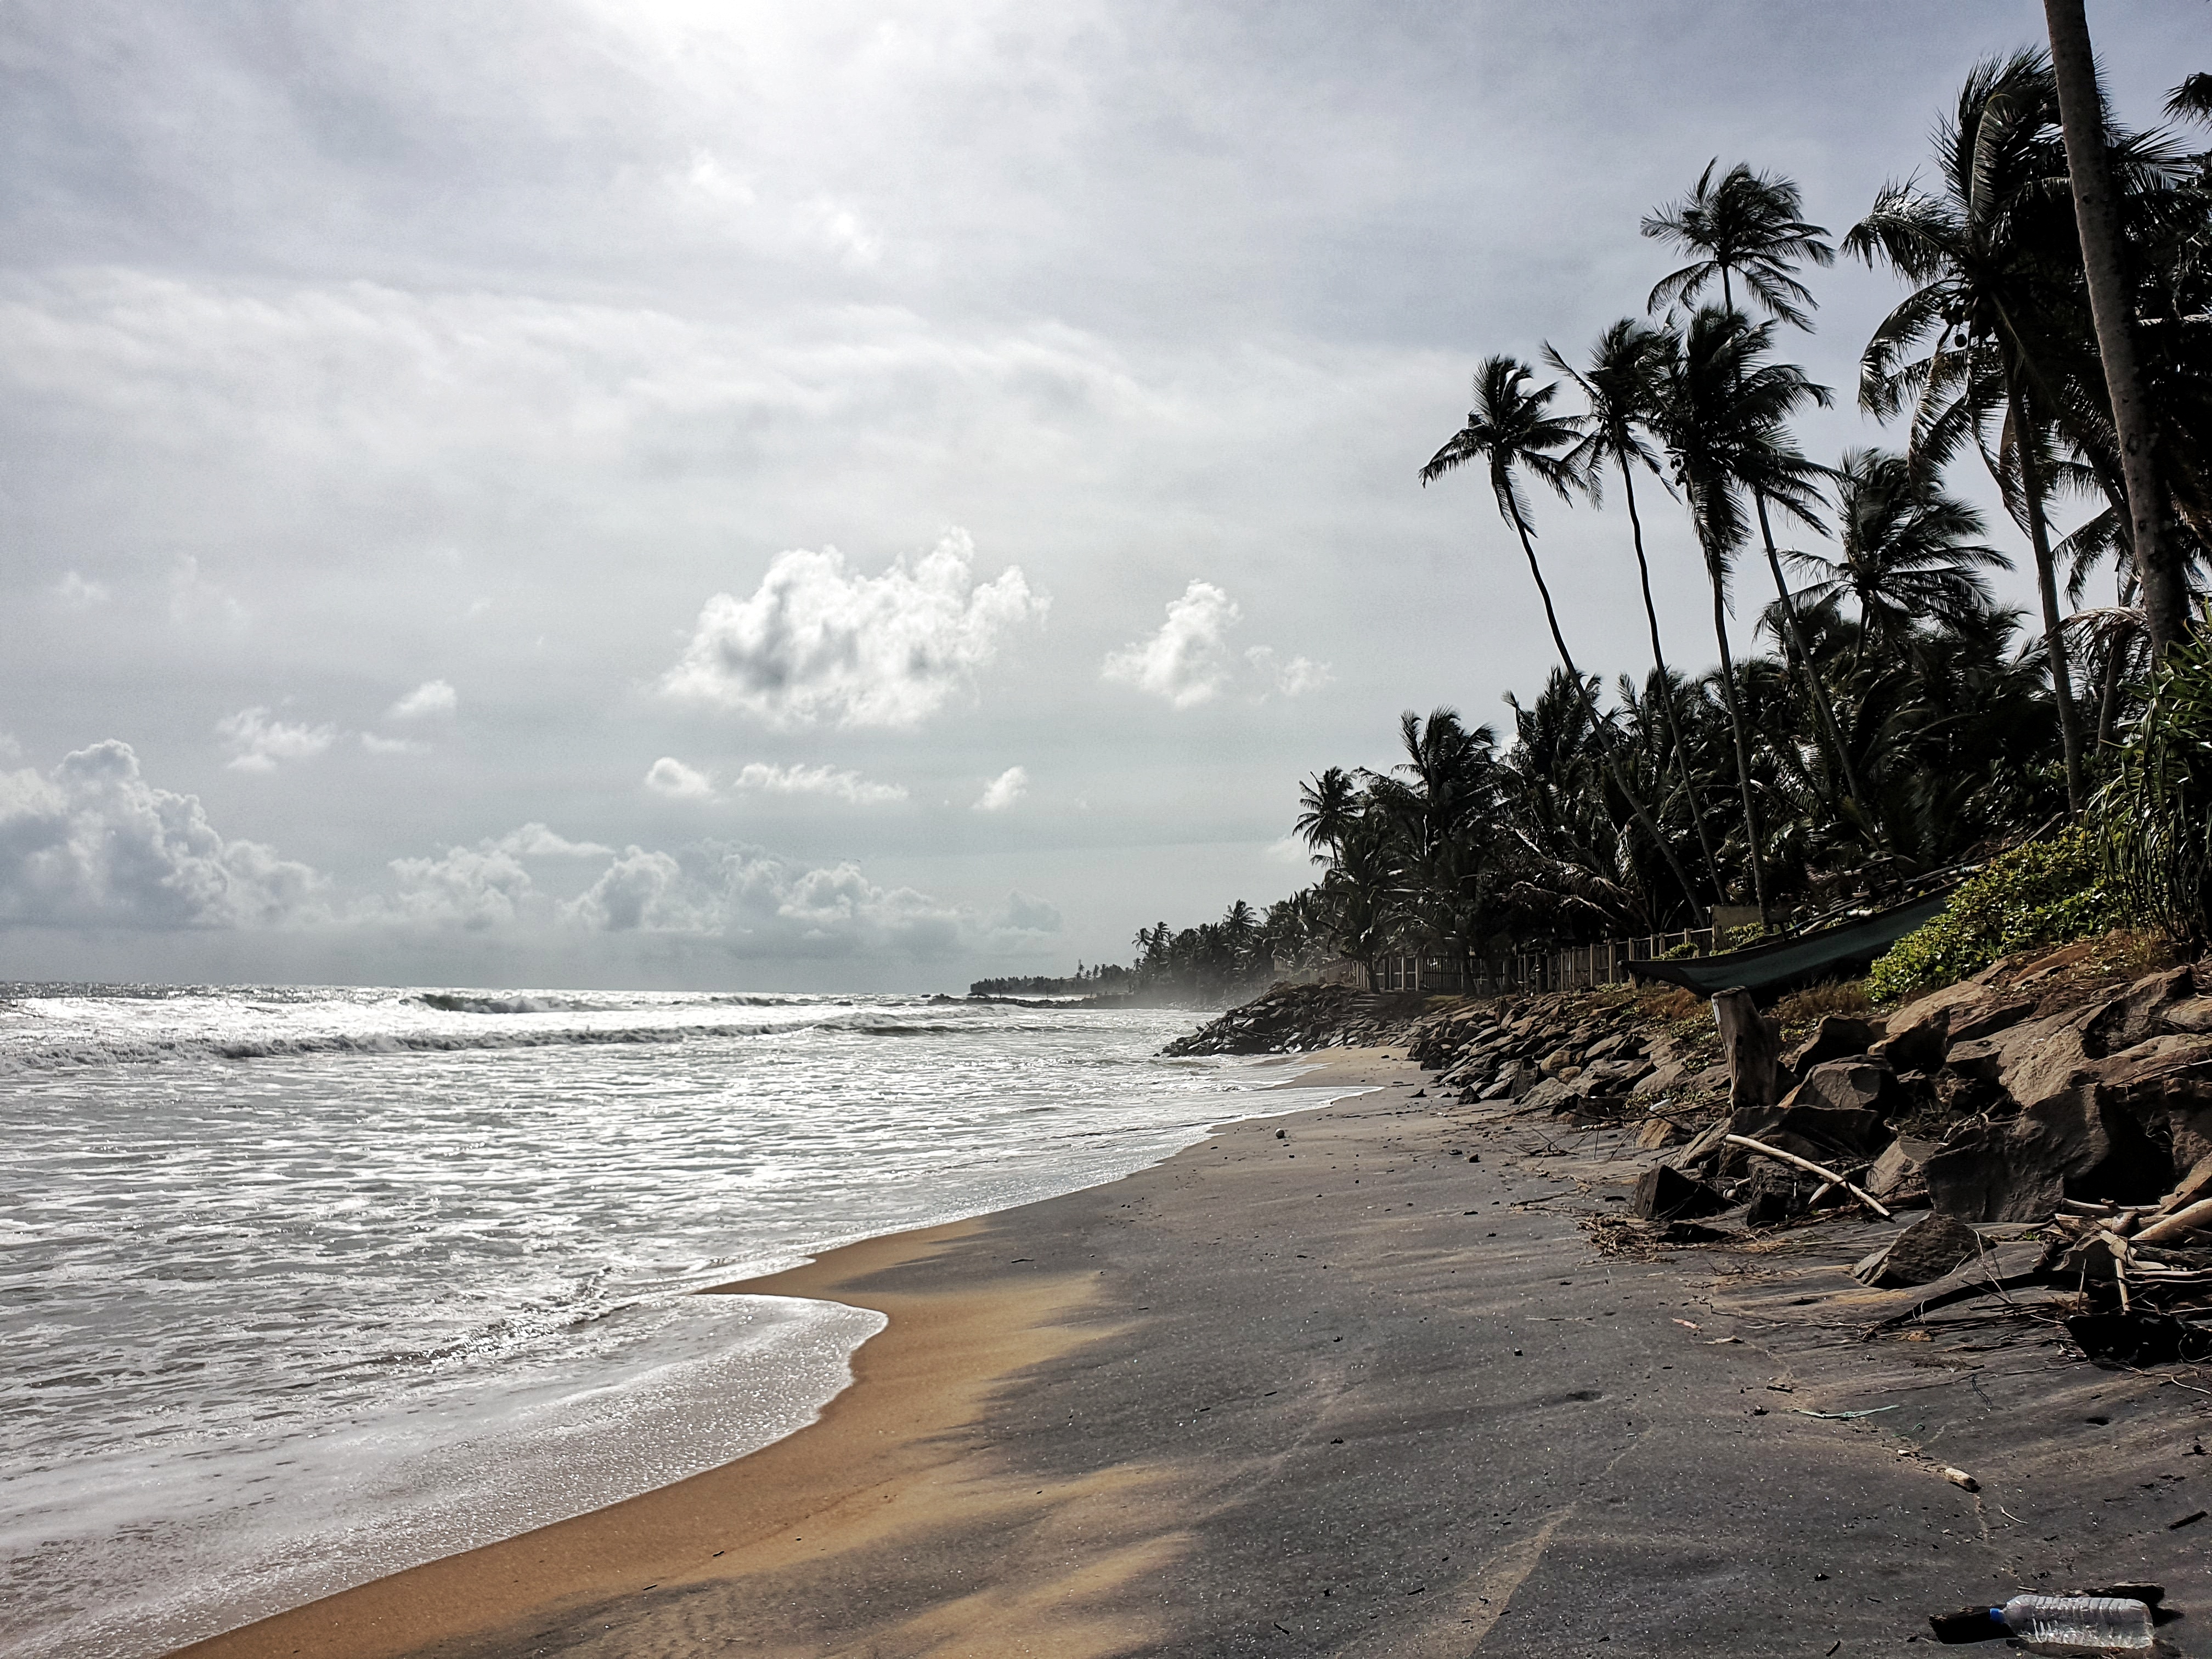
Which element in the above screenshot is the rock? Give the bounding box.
[1742,1165,1817,1227]
[1772,1103,1889,1161]
[1476,1075,1515,1102]
[1874,980,1995,1071]
[1923,1085,2172,1222]
[1538,1046,1580,1077]
[1630,1059,1692,1100]
[1579,1057,1653,1094]
[1631,1164,1727,1221]
[1944,993,2037,1046]
[1783,1014,1880,1074]
[1942,1035,2005,1083]
[1635,1114,1685,1150]
[1788,1057,1904,1120]
[1867,1135,1941,1205]
[1519,1077,1581,1115]
[1850,1213,1982,1288]
[2084,967,2196,1056]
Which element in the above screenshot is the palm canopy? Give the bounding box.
[1642,160,1837,329]
[1293,765,1361,857]
[1419,354,1584,532]
[1651,307,1833,579]
[1788,448,2010,644]
[1542,319,1672,497]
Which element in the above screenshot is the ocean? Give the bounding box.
[0,984,1332,1658]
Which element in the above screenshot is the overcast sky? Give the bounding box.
[0,0,2198,991]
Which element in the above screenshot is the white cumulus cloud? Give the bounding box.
[732,762,907,804]
[660,529,1047,729]
[972,765,1029,812]
[646,756,717,799]
[387,679,459,720]
[376,822,614,929]
[0,741,324,928]
[1103,582,1333,708]
[217,707,337,772]
[359,733,427,755]
[53,572,109,610]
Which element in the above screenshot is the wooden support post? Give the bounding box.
[1712,987,1783,1111]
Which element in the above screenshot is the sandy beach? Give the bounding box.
[174,1047,2209,1658]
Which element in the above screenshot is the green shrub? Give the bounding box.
[2102,620,2212,941]
[1867,827,2127,1003]
[1658,938,1702,961]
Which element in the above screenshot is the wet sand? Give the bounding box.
[177,1047,2209,1657]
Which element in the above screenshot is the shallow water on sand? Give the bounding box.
[0,985,1327,1658]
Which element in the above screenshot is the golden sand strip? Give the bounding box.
[171,1216,1164,1659]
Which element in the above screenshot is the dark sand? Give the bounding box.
[177,1048,2210,1658]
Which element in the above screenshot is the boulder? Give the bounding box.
[1875,979,2005,1071]
[1635,1114,1686,1150]
[1519,1076,1582,1115]
[1867,1135,1942,1205]
[1742,1165,1819,1227]
[1850,1213,1983,1289]
[1784,1014,1881,1074]
[1538,1046,1581,1077]
[1579,1057,1654,1095]
[1632,1164,1727,1221]
[1788,1057,1904,1120]
[1923,1085,2173,1222]
[1630,1059,1694,1101]
[1772,1102,1890,1161]
[2083,967,2195,1056]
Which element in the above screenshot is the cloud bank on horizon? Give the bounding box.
[0,0,2191,988]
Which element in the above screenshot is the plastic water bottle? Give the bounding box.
[1999,1594,2153,1649]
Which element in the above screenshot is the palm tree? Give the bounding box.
[1642,160,1837,330]
[1545,319,1722,917]
[2043,0,2179,653]
[1293,766,1361,864]
[1790,448,2010,665]
[1844,50,2092,811]
[1421,355,1704,922]
[1641,163,1865,812]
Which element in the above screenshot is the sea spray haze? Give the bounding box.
[0,984,1335,1659]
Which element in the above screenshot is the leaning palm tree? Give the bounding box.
[1790,448,2010,665]
[1642,163,1863,811]
[1546,319,1722,916]
[1421,355,1704,922]
[1843,50,2092,810]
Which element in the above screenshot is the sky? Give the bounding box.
[0,0,2200,991]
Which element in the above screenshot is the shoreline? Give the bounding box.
[178,1036,2212,1656]
[170,1049,1387,1659]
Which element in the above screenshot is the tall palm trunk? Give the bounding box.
[2044,0,2178,654]
[1753,493,1871,816]
[1503,500,1707,922]
[1618,455,1722,918]
[2009,382,2087,813]
[1702,551,1769,918]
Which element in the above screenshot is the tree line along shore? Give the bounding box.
[1053,43,2212,1010]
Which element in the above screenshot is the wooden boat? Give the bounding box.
[1624,885,1957,1001]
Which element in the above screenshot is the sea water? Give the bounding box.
[0,984,1330,1658]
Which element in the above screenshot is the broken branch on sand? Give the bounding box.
[1722,1134,1892,1219]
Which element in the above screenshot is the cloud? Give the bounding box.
[731,762,907,804]
[53,572,109,610]
[1103,581,1331,707]
[972,765,1029,812]
[660,529,1047,729]
[1102,580,1240,708]
[217,707,338,772]
[0,741,324,928]
[376,822,614,928]
[168,556,247,631]
[387,679,458,720]
[646,756,717,799]
[993,890,1062,934]
[360,732,427,755]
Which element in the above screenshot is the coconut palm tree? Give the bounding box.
[1545,319,1722,917]
[2044,0,2180,653]
[1293,765,1361,864]
[1844,50,2094,811]
[1641,163,1864,812]
[1421,355,1705,922]
[1789,448,2010,664]
[1642,160,1837,330]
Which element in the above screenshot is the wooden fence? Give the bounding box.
[1354,926,1719,997]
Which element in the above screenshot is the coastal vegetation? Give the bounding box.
[1263,46,2212,987]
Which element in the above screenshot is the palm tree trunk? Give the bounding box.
[2044,0,2179,655]
[1704,553,1769,918]
[2010,383,2087,814]
[1504,503,1707,924]
[1753,493,1870,816]
[1621,456,1722,921]
[2096,624,2124,751]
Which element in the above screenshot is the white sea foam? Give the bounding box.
[0,984,1324,1658]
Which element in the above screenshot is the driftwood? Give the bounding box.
[1723,1133,1893,1220]
[2132,1195,2212,1248]
[1712,988,1783,1111]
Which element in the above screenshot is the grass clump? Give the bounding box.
[1867,827,2126,1003]
[1773,979,1873,1030]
